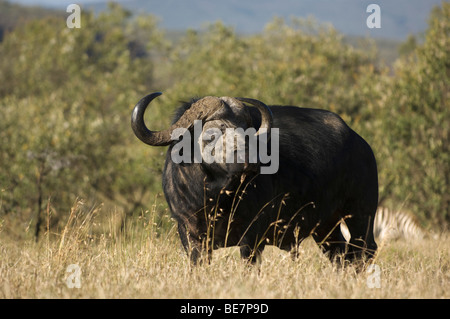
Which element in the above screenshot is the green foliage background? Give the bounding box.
[0,2,448,239]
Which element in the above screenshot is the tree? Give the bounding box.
[0,4,166,239]
[382,3,449,225]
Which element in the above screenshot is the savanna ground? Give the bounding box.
[1,201,448,299]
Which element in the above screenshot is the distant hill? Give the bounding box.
[8,0,444,39]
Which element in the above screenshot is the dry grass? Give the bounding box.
[0,202,448,299]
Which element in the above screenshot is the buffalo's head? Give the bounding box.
[131,92,273,175]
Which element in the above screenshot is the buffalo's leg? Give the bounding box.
[313,222,347,263]
[343,146,378,264]
[344,212,377,262]
[177,223,211,265]
[240,244,264,264]
[290,243,301,260]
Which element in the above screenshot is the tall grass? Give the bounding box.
[0,201,448,299]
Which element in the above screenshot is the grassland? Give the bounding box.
[0,203,448,299]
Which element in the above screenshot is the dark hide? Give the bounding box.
[162,101,378,264]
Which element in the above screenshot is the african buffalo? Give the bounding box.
[131,92,378,264]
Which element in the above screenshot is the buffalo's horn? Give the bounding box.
[132,93,227,147]
[236,97,273,136]
[131,92,174,146]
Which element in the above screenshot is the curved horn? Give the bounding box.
[236,97,273,136]
[131,92,174,146]
[132,93,229,147]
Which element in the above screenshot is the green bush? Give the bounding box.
[0,4,166,239]
[0,2,448,239]
[379,3,449,225]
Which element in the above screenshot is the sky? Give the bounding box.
[11,0,114,4]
